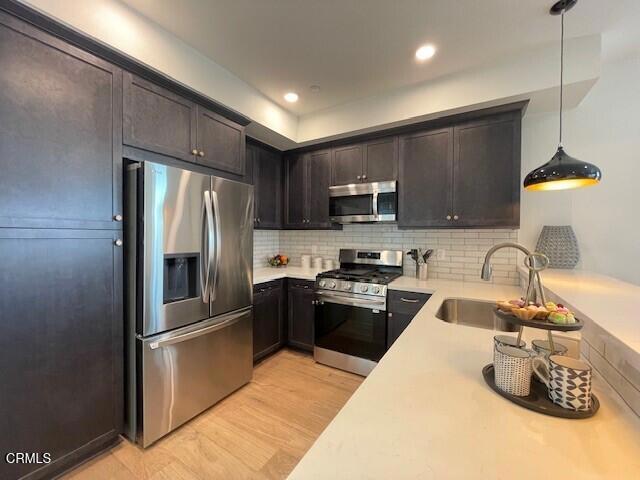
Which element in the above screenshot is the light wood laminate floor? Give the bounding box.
[63,349,363,480]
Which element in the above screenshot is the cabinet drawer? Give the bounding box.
[388,290,430,315]
[253,279,282,294]
[288,278,315,290]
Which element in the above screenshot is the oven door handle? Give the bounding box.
[372,191,378,219]
[316,291,386,310]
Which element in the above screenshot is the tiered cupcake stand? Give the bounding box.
[482,252,599,419]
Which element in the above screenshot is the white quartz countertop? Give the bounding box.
[535,268,640,356]
[253,266,327,284]
[287,278,640,479]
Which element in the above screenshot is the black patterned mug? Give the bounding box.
[532,354,592,411]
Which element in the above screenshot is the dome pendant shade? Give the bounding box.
[523,146,601,191]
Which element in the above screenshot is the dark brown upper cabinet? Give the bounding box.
[123,73,245,175]
[284,150,335,229]
[331,137,398,185]
[332,144,363,185]
[398,112,520,228]
[251,143,282,229]
[398,128,454,228]
[0,12,123,230]
[196,107,246,175]
[452,115,520,227]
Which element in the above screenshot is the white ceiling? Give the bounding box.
[120,0,622,116]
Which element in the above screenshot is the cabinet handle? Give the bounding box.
[191,149,198,155]
[453,215,459,220]
[446,215,452,220]
[400,297,419,303]
[198,151,205,157]
[114,239,123,247]
[357,175,361,180]
[113,214,123,222]
[362,175,367,180]
[388,312,393,318]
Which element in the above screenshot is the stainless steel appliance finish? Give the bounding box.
[314,249,402,376]
[125,160,254,447]
[435,298,519,332]
[139,307,252,447]
[329,181,397,223]
[338,249,402,267]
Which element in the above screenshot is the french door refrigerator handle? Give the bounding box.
[148,309,247,349]
[201,190,214,303]
[210,189,222,301]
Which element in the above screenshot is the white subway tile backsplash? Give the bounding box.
[273,225,519,285]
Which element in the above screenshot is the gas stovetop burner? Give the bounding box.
[315,249,403,297]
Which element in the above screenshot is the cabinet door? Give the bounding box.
[253,285,282,362]
[197,106,246,175]
[332,144,363,185]
[255,147,282,229]
[364,137,398,183]
[0,13,122,230]
[288,281,315,351]
[398,128,453,228]
[306,149,333,228]
[284,154,307,228]
[387,311,413,349]
[0,229,122,480]
[123,72,197,162]
[453,115,520,227]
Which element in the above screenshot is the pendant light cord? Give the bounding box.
[559,10,564,148]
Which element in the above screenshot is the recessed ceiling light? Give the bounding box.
[415,44,436,61]
[284,92,299,103]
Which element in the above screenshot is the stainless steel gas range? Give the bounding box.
[313,249,403,376]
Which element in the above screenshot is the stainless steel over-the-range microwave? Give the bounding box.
[329,181,397,224]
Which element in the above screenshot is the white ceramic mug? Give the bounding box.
[494,335,526,349]
[494,344,533,397]
[532,339,568,357]
[301,255,311,269]
[323,258,335,270]
[532,355,592,411]
[313,257,323,269]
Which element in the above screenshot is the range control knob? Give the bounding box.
[343,282,352,291]
[319,280,326,288]
[360,284,369,293]
[329,281,337,289]
[372,286,381,294]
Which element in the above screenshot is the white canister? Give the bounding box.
[323,258,335,270]
[313,257,323,269]
[301,255,312,269]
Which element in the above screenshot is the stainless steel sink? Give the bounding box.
[436,298,519,332]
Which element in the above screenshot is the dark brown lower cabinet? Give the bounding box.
[253,280,285,362]
[287,279,315,351]
[387,290,431,349]
[0,229,123,480]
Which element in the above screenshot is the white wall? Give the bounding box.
[520,55,640,285]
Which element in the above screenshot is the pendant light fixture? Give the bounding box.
[523,0,602,191]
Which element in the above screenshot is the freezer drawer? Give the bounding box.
[138,307,253,447]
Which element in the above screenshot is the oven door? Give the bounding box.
[314,291,387,362]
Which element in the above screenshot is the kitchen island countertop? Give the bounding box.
[287,277,640,479]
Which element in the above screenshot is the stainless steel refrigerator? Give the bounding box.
[124,160,253,447]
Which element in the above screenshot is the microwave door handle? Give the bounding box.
[200,191,214,303]
[372,191,379,219]
[210,189,222,301]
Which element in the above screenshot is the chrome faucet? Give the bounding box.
[482,242,554,350]
[481,242,548,306]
